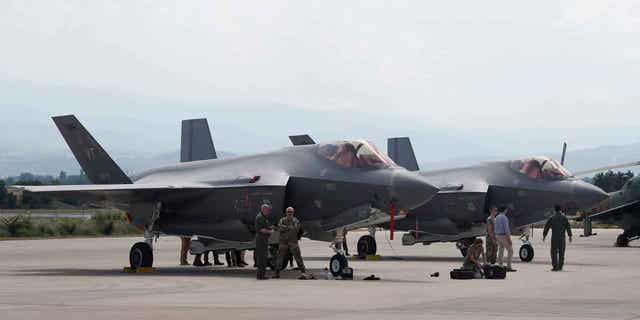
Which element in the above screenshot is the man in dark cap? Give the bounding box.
[543,205,573,271]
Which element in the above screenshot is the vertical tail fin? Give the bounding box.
[387,137,419,171]
[289,134,316,146]
[52,115,132,184]
[180,118,217,162]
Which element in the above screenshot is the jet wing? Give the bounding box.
[587,200,640,221]
[11,177,289,204]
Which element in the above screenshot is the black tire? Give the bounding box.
[459,247,468,258]
[357,235,377,257]
[329,254,348,277]
[457,238,474,258]
[616,234,630,247]
[519,244,534,262]
[129,242,153,269]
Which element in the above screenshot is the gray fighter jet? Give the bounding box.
[12,116,438,275]
[290,135,609,262]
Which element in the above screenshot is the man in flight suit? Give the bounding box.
[543,205,573,271]
[485,206,498,264]
[255,203,274,280]
[274,207,306,278]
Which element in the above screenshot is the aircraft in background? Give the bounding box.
[581,175,640,247]
[12,116,438,276]
[559,143,640,247]
[289,135,609,262]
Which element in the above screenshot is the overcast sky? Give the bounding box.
[2,1,639,130]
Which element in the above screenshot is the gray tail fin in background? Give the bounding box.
[52,115,132,184]
[387,137,419,171]
[181,118,217,162]
[289,134,316,146]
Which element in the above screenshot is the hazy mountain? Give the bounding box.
[2,84,640,177]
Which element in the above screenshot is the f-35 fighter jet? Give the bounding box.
[13,116,438,274]
[290,135,609,262]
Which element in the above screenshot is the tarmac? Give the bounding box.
[1,228,639,320]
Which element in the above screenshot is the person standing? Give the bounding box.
[179,237,191,266]
[255,204,274,280]
[485,206,498,264]
[274,207,306,278]
[543,205,573,271]
[495,207,516,272]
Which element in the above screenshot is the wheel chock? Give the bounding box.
[353,255,381,261]
[123,267,156,273]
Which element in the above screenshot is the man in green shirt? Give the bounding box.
[255,204,274,280]
[274,207,306,278]
[543,205,573,271]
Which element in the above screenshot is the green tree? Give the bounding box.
[592,170,635,193]
[0,180,7,207]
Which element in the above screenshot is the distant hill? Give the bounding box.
[0,150,236,178]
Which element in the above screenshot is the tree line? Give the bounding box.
[0,171,89,209]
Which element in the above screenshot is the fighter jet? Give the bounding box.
[12,116,439,276]
[289,135,609,262]
[561,146,640,247]
[581,175,640,247]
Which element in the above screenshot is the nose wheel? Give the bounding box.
[519,243,534,262]
[357,235,377,257]
[129,242,154,269]
[329,254,349,277]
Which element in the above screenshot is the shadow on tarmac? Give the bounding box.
[10,267,329,279]
[304,255,609,267]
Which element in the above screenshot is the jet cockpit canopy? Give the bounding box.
[317,140,397,170]
[510,156,572,180]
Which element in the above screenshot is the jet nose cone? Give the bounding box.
[574,180,609,209]
[391,171,439,210]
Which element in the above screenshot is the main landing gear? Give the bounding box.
[357,227,378,257]
[129,202,161,270]
[614,232,638,248]
[130,242,154,269]
[456,238,475,258]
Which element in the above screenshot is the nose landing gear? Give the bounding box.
[519,228,534,262]
[519,242,534,262]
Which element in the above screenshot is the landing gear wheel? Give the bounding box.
[329,254,348,277]
[129,242,153,269]
[616,234,630,247]
[519,244,534,262]
[357,235,377,257]
[456,238,474,258]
